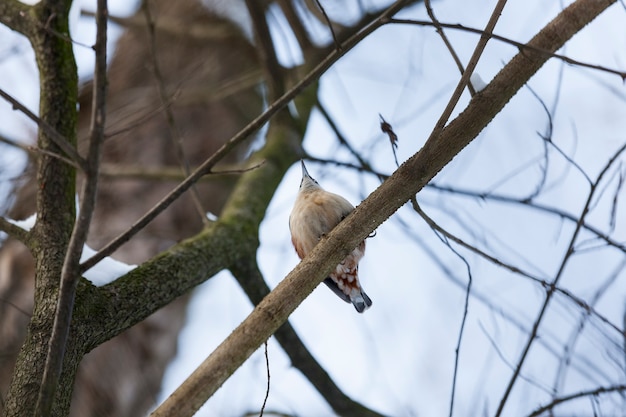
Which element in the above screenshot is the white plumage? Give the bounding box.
[289,161,372,313]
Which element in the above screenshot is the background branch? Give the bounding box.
[0,218,30,244]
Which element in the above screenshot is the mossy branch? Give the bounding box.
[3,1,79,416]
[0,0,33,36]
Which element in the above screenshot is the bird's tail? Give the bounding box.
[351,290,372,313]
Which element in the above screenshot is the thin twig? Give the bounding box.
[609,164,624,231]
[397,213,602,384]
[524,85,553,200]
[276,0,312,51]
[552,258,626,396]
[142,0,208,225]
[98,160,266,182]
[314,101,381,179]
[527,384,626,417]
[387,18,626,79]
[79,0,413,273]
[427,183,626,253]
[379,114,399,167]
[34,0,108,414]
[259,340,270,417]
[246,0,285,100]
[478,322,554,394]
[314,0,342,52]
[0,217,30,243]
[0,298,33,318]
[0,133,79,168]
[413,198,473,417]
[430,0,508,136]
[424,0,476,96]
[0,88,87,170]
[413,194,623,335]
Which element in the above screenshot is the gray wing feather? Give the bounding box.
[322,278,351,303]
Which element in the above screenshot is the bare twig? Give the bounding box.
[527,384,626,417]
[609,164,624,231]
[386,19,626,79]
[259,340,270,417]
[0,217,30,243]
[478,322,553,394]
[424,0,476,96]
[427,183,626,253]
[397,213,603,384]
[314,0,342,52]
[98,160,266,181]
[142,0,208,225]
[315,101,377,176]
[524,85,553,200]
[34,0,108,414]
[0,297,32,319]
[412,198,473,417]
[379,114,399,167]
[277,0,312,51]
[0,132,79,168]
[0,88,87,170]
[552,258,626,396]
[413,194,623,337]
[430,0,508,137]
[246,0,285,100]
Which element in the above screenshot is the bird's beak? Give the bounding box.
[300,160,310,179]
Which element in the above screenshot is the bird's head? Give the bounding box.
[299,160,320,192]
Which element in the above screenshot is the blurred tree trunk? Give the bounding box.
[0,0,261,415]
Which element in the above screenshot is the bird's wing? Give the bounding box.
[322,277,351,303]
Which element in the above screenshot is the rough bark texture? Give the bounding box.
[0,0,261,415]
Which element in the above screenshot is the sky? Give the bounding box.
[1,0,626,416]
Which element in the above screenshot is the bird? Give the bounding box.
[289,160,372,313]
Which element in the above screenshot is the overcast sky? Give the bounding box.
[1,1,626,416]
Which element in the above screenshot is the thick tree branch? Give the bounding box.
[147,0,617,415]
[4,0,79,415]
[0,0,33,36]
